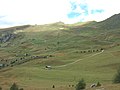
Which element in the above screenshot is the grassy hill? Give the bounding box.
[95,13,120,30]
[0,14,120,90]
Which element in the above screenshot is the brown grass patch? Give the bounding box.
[111,51,120,56]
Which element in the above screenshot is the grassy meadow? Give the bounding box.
[0,21,120,90]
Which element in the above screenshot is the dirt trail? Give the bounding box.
[53,50,104,68]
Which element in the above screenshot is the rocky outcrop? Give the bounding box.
[0,33,16,43]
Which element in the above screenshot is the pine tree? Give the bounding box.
[10,83,19,90]
[76,78,86,90]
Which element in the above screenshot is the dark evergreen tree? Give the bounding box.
[10,83,19,90]
[76,78,86,90]
[52,85,55,88]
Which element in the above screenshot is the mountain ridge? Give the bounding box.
[96,13,120,29]
[0,13,120,30]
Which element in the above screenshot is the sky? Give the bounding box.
[0,0,120,28]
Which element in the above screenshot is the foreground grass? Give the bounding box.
[0,46,120,90]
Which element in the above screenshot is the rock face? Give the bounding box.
[0,33,16,43]
[0,25,30,43]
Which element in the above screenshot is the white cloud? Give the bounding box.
[0,0,71,27]
[0,0,120,28]
[68,0,120,21]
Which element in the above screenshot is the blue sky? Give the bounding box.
[0,0,120,28]
[68,1,104,19]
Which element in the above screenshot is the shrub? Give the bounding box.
[52,85,55,88]
[19,88,24,90]
[96,82,101,87]
[83,51,86,53]
[113,67,120,83]
[10,83,19,90]
[100,48,104,51]
[0,87,2,90]
[72,85,74,87]
[76,78,86,90]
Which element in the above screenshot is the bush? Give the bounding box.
[96,82,101,87]
[52,85,55,88]
[76,78,86,90]
[10,83,19,90]
[113,67,120,83]
[0,87,2,90]
[19,88,24,90]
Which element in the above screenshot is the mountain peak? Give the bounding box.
[97,13,120,29]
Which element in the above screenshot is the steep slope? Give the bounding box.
[97,13,120,29]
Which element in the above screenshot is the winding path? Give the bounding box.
[52,50,104,68]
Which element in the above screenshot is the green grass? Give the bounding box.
[0,46,120,89]
[0,22,120,90]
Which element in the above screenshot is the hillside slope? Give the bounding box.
[96,13,120,29]
[0,13,120,90]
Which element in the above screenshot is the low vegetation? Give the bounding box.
[0,14,120,90]
[113,67,120,83]
[10,83,19,90]
[76,79,86,90]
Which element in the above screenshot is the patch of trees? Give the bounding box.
[0,80,102,90]
[75,48,104,54]
[75,79,102,90]
[0,54,54,70]
[103,43,120,50]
